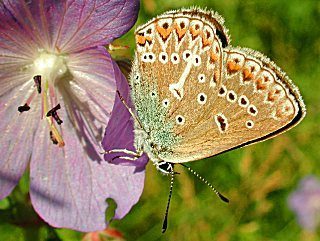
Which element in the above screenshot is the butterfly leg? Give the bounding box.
[102,148,144,162]
[104,148,141,156]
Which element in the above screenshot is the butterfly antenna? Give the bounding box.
[162,169,175,233]
[180,163,229,203]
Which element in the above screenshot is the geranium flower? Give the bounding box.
[0,0,145,232]
[289,176,320,231]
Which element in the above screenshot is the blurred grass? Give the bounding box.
[1,0,319,240]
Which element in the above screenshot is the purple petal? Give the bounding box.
[102,59,149,168]
[52,0,140,52]
[288,176,320,230]
[0,83,41,199]
[30,58,145,232]
[1,0,139,54]
[30,121,145,231]
[67,46,117,122]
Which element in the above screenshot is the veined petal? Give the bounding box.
[1,0,139,54]
[55,0,140,53]
[67,46,116,122]
[102,62,149,167]
[30,100,145,231]
[0,83,41,199]
[0,0,49,57]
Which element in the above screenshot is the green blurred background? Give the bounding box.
[1,0,319,240]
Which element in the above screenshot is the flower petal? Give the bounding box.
[0,82,41,199]
[46,0,140,53]
[56,0,140,52]
[30,59,145,232]
[102,61,149,167]
[67,46,116,122]
[1,0,139,54]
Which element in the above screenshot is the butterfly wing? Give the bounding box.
[168,46,305,162]
[131,9,230,156]
[131,9,305,163]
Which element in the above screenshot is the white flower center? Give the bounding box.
[20,51,70,147]
[33,52,67,81]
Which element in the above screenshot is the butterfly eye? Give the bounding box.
[182,50,192,61]
[176,115,185,125]
[171,53,180,64]
[197,93,207,105]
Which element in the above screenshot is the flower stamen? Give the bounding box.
[50,131,59,145]
[46,104,63,125]
[18,103,31,113]
[33,75,42,94]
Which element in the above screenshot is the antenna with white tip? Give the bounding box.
[180,163,229,203]
[161,168,175,233]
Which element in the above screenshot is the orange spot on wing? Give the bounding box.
[275,108,284,118]
[227,60,242,74]
[189,26,200,40]
[242,68,254,81]
[209,52,219,64]
[255,78,267,90]
[201,32,212,48]
[267,91,277,102]
[135,35,152,46]
[156,24,172,41]
[174,23,187,40]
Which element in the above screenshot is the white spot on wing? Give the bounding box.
[197,93,207,105]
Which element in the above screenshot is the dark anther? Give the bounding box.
[33,75,42,94]
[18,103,30,113]
[50,131,58,145]
[47,104,63,125]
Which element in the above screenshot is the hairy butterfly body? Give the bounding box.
[127,8,305,169]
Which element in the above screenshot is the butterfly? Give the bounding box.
[104,7,306,232]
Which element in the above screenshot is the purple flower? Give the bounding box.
[0,0,144,232]
[289,176,320,231]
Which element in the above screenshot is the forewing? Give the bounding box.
[169,47,305,163]
[132,9,230,155]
